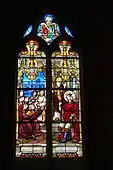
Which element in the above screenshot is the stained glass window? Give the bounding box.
[16,14,83,159]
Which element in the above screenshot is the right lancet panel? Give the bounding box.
[52,41,83,158]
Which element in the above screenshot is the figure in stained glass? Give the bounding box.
[52,77,65,118]
[61,123,72,143]
[37,14,60,45]
[53,123,65,141]
[52,90,80,144]
[29,90,38,103]
[18,97,41,140]
[35,90,46,122]
[17,90,46,141]
[61,91,80,143]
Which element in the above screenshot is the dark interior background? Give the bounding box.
[2,2,113,170]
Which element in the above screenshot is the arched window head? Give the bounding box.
[23,14,74,45]
[16,14,83,159]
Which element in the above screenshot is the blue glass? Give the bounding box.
[64,25,74,38]
[22,71,46,88]
[23,25,33,37]
[23,90,33,98]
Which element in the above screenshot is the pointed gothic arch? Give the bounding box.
[16,14,83,159]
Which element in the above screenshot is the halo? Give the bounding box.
[64,91,76,102]
[44,14,54,21]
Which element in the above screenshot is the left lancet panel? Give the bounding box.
[16,40,47,158]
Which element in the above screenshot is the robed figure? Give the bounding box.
[18,97,42,140]
[61,91,80,142]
